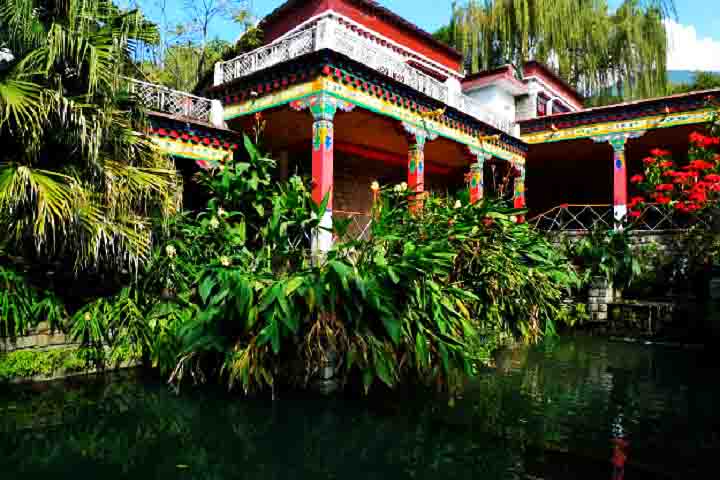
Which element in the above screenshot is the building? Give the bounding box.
[137,0,720,249]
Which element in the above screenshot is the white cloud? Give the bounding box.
[665,19,720,72]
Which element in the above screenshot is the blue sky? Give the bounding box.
[126,1,720,71]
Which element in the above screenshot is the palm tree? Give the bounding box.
[449,0,673,103]
[0,0,181,274]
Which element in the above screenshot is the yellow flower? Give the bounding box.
[165,245,177,258]
[220,256,232,267]
[454,200,462,209]
[84,312,91,321]
[209,217,220,229]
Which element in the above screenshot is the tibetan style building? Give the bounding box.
[136,0,720,250]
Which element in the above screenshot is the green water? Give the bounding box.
[1,336,718,479]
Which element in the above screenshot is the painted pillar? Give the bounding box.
[402,122,437,212]
[468,148,490,204]
[290,94,355,257]
[407,135,426,212]
[593,131,645,225]
[513,164,526,210]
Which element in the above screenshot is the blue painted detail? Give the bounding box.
[418,161,424,173]
[325,134,333,150]
[615,158,623,169]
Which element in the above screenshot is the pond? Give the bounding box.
[1,336,718,479]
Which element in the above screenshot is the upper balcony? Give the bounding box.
[126,78,225,129]
[213,12,518,137]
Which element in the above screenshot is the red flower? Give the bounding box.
[674,201,686,212]
[688,190,707,203]
[651,148,672,157]
[655,184,674,192]
[659,161,674,168]
[689,160,714,170]
[628,210,641,219]
[642,157,656,165]
[663,170,679,177]
[656,195,671,205]
[202,138,210,145]
[705,174,720,182]
[630,174,644,183]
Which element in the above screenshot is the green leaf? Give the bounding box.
[199,276,216,304]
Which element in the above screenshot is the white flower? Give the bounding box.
[393,184,402,192]
[370,181,380,192]
[209,217,220,229]
[510,215,517,223]
[454,200,462,209]
[220,256,232,267]
[400,182,408,192]
[165,245,177,258]
[218,207,227,217]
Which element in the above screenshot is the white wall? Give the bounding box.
[465,85,517,125]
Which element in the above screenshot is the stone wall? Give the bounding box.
[587,277,613,323]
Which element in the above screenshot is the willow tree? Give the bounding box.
[449,0,674,103]
[0,0,181,274]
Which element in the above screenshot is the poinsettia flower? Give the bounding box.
[688,191,707,203]
[655,184,674,192]
[630,174,644,183]
[689,160,714,170]
[705,174,720,182]
[651,148,672,157]
[656,195,671,205]
[659,161,674,168]
[628,210,641,218]
[642,157,656,165]
[663,170,679,177]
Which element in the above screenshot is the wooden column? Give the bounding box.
[513,164,526,210]
[468,148,490,204]
[403,123,437,212]
[290,94,355,257]
[593,131,645,225]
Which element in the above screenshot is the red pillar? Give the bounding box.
[513,164,526,209]
[593,131,645,226]
[403,123,436,212]
[290,94,355,254]
[468,148,489,204]
[408,138,425,212]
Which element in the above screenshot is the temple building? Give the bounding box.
[135,0,720,249]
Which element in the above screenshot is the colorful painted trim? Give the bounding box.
[522,108,718,144]
[148,127,239,152]
[210,51,527,154]
[150,137,233,164]
[224,77,527,165]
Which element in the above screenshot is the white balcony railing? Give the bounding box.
[126,78,224,128]
[214,13,517,137]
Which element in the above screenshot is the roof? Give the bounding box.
[462,65,528,95]
[519,88,720,135]
[520,88,720,125]
[259,0,463,62]
[523,61,584,106]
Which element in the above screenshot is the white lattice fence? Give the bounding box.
[126,78,213,123]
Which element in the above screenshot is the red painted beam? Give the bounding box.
[335,141,452,175]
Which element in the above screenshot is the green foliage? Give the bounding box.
[101,134,581,396]
[569,226,644,289]
[671,72,720,95]
[0,348,87,382]
[0,264,66,337]
[0,0,181,274]
[448,0,673,102]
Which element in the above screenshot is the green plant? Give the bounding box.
[0,347,87,381]
[0,264,66,337]
[0,0,181,274]
[570,225,643,289]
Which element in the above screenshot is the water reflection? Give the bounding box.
[1,336,718,479]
